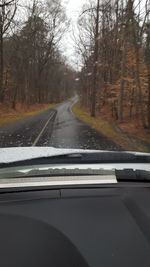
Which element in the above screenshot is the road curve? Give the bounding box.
[0,98,121,150]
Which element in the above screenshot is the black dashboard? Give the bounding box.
[0,184,150,267]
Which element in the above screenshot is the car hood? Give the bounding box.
[0,147,99,164]
[0,147,149,164]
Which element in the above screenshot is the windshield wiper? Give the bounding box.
[116,169,150,182]
[0,151,149,168]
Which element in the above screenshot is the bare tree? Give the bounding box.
[0,0,17,102]
[4,0,74,107]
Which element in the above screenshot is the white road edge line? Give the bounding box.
[32,112,55,147]
[70,98,78,114]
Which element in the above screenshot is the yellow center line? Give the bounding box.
[32,111,56,147]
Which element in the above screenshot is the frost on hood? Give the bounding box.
[0,147,98,164]
[0,147,147,164]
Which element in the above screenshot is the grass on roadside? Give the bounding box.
[72,101,150,153]
[0,103,57,128]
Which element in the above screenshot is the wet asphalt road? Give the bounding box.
[0,98,121,150]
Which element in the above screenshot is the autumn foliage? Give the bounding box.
[77,0,150,130]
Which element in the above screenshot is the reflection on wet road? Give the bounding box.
[0,98,121,150]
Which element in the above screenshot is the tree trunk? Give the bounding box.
[11,85,18,109]
[91,0,100,117]
[129,87,134,118]
[0,21,4,102]
[147,71,150,128]
[134,45,146,127]
[118,40,126,122]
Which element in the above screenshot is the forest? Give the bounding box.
[0,0,150,133]
[0,0,75,109]
[76,0,150,130]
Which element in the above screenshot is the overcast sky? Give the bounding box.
[63,0,84,19]
[61,0,86,68]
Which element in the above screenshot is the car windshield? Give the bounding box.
[0,0,149,158]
